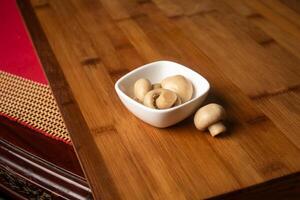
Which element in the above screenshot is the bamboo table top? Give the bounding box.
[19,0,300,199]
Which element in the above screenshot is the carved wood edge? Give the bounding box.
[0,139,92,199]
[0,165,52,200]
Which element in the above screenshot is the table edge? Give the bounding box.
[16,0,121,199]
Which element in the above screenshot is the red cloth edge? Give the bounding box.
[0,111,71,145]
[0,0,48,84]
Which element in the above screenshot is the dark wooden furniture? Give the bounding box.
[16,0,300,199]
[0,116,92,199]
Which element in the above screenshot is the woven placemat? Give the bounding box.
[0,71,71,144]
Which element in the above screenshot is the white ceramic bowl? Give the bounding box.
[115,61,210,128]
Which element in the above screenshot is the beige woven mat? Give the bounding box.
[0,71,71,144]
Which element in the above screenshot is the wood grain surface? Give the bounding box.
[18,0,300,199]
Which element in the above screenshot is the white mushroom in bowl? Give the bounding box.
[161,75,193,103]
[152,83,161,89]
[143,88,181,109]
[133,75,194,110]
[134,78,152,102]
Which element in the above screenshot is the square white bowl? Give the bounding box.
[115,61,210,128]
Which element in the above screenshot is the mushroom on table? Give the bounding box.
[194,103,226,136]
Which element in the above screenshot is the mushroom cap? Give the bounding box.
[161,75,193,103]
[143,88,178,109]
[194,103,226,130]
[134,78,152,102]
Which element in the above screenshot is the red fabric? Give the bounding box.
[0,0,48,84]
[0,1,71,144]
[0,112,71,144]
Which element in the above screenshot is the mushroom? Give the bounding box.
[173,96,182,106]
[134,78,152,102]
[143,88,179,109]
[194,103,226,137]
[161,75,193,103]
[152,83,161,89]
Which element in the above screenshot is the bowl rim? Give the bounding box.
[114,60,210,113]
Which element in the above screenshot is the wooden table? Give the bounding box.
[18,0,300,199]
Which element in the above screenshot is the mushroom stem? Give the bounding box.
[208,122,226,137]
